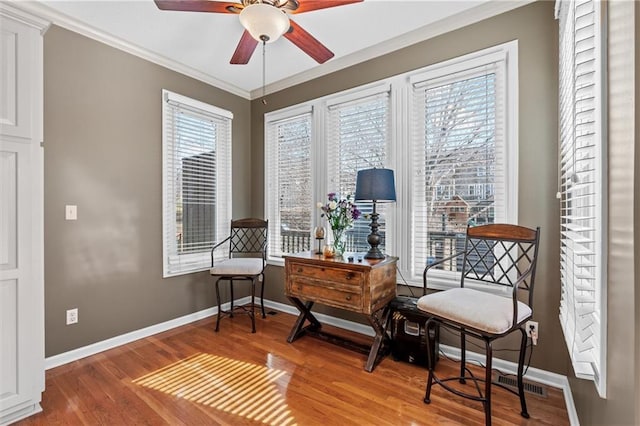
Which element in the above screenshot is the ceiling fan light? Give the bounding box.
[239,3,290,43]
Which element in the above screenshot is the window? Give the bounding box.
[407,46,517,284]
[162,90,232,277]
[264,42,517,281]
[557,0,606,397]
[265,106,313,259]
[326,87,391,252]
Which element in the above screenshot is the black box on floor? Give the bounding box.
[389,296,439,368]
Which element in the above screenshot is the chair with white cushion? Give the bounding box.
[417,224,540,425]
[210,218,268,333]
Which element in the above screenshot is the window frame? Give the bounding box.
[263,41,518,293]
[162,89,233,277]
[401,42,519,290]
[264,104,315,263]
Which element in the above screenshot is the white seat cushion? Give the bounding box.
[210,258,264,276]
[416,287,532,334]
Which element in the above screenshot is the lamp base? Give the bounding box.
[364,247,385,259]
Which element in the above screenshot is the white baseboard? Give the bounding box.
[437,344,579,426]
[0,402,42,426]
[45,297,579,425]
[44,297,249,370]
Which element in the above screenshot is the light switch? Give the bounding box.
[65,205,77,220]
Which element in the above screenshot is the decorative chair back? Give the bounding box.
[459,224,540,308]
[229,218,268,261]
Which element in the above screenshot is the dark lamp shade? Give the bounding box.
[354,168,396,202]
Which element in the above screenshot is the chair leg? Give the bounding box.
[424,318,436,404]
[215,279,222,332]
[229,279,234,318]
[517,327,530,418]
[460,329,467,384]
[260,274,266,318]
[250,278,256,333]
[484,339,493,426]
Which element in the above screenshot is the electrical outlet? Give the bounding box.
[66,308,78,325]
[526,320,539,345]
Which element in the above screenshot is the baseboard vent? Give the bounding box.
[496,374,547,397]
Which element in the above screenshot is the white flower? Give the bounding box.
[328,201,337,210]
[316,202,323,208]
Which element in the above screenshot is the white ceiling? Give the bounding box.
[20,0,527,98]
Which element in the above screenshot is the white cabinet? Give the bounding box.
[0,5,47,425]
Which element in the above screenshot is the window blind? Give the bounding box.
[410,59,507,281]
[557,0,605,396]
[326,90,390,252]
[265,110,313,259]
[162,90,232,277]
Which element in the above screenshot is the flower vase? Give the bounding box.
[331,228,347,257]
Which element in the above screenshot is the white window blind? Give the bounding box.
[557,0,606,397]
[162,90,232,277]
[265,109,313,260]
[409,56,508,283]
[326,89,390,252]
[263,43,517,276]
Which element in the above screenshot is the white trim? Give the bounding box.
[44,297,249,370]
[10,0,532,100]
[44,297,578,425]
[439,343,579,426]
[0,3,49,33]
[165,90,234,120]
[0,403,43,426]
[264,104,313,125]
[161,90,233,277]
[409,47,507,85]
[253,1,534,99]
[324,82,391,108]
[10,1,250,99]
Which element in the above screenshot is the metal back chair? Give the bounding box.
[417,224,540,425]
[210,218,268,333]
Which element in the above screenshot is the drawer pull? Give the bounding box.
[345,295,352,301]
[297,268,303,273]
[346,273,354,280]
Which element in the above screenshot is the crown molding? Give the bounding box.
[10,1,252,100]
[0,2,50,32]
[251,0,535,99]
[9,0,533,101]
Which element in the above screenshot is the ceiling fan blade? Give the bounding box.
[230,30,259,64]
[284,20,334,64]
[290,0,363,14]
[154,0,240,13]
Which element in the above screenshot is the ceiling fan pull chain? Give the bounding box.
[261,39,267,105]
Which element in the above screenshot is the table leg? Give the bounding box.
[364,305,392,372]
[287,297,321,343]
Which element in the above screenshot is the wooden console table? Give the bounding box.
[284,252,397,372]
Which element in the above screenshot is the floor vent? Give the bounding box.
[496,374,547,397]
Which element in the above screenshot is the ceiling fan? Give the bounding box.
[154,0,363,65]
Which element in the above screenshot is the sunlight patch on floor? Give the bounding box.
[133,353,296,425]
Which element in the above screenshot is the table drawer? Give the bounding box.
[289,277,362,311]
[289,263,363,287]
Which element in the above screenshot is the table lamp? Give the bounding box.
[354,168,396,259]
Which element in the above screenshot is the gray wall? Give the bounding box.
[44,25,252,356]
[252,0,564,373]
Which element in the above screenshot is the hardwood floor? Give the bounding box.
[19,309,569,426]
